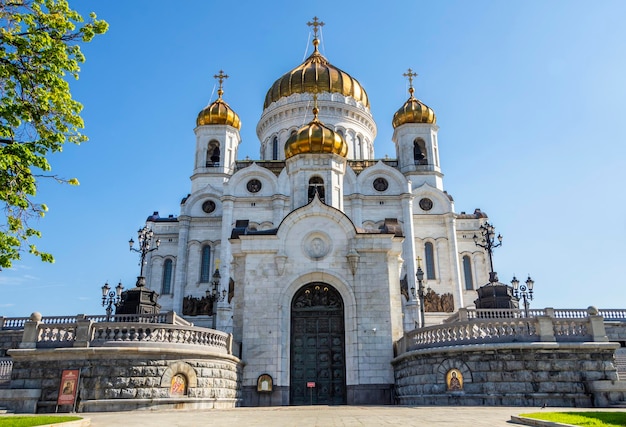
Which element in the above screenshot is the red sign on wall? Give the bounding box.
[57,369,79,406]
[307,382,316,388]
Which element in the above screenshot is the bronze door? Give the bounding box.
[290,283,346,405]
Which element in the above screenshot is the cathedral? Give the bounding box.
[140,18,492,405]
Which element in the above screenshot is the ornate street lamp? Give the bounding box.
[511,275,534,318]
[410,257,426,328]
[206,268,227,328]
[473,222,503,283]
[101,282,124,321]
[129,226,160,287]
[205,268,227,312]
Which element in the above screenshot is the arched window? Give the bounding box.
[424,242,436,280]
[272,136,278,160]
[206,140,220,167]
[162,259,173,294]
[357,136,363,158]
[200,245,211,283]
[463,255,474,290]
[308,176,325,203]
[414,139,426,165]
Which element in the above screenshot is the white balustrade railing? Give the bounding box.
[25,315,232,354]
[406,318,538,351]
[90,324,229,352]
[0,357,12,387]
[599,309,626,320]
[37,325,76,348]
[401,315,596,353]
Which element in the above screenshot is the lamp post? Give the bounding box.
[410,257,426,328]
[511,275,534,318]
[129,226,160,287]
[101,282,124,321]
[473,222,503,283]
[206,268,227,328]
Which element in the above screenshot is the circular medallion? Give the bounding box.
[373,177,388,192]
[419,198,433,211]
[303,233,332,260]
[202,200,216,213]
[246,179,262,193]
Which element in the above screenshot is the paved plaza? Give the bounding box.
[83,405,559,427]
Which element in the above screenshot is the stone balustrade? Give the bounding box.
[398,307,608,354]
[443,307,626,322]
[18,312,233,355]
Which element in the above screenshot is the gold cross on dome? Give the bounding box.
[416,256,423,268]
[213,70,229,95]
[307,16,325,38]
[403,68,418,89]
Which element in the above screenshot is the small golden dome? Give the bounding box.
[197,70,241,130]
[264,38,369,110]
[392,86,436,128]
[284,105,348,159]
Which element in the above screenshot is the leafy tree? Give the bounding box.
[0,0,107,269]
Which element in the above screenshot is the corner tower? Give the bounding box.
[193,70,241,192]
[392,69,442,190]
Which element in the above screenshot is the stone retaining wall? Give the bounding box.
[392,342,620,407]
[8,347,242,412]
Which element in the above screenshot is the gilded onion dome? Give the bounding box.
[196,70,241,130]
[263,37,369,110]
[392,69,436,128]
[284,105,348,159]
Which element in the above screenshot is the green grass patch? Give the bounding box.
[0,415,82,427]
[520,412,626,426]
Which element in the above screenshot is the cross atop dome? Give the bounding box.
[403,68,418,97]
[307,16,325,39]
[214,70,229,98]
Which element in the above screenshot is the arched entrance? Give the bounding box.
[290,283,346,405]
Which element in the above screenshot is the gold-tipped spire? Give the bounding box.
[392,67,436,128]
[214,69,229,99]
[196,69,241,129]
[403,68,418,98]
[311,93,319,120]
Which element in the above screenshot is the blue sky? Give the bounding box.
[1,1,625,317]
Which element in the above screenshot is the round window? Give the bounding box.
[202,200,216,213]
[419,198,433,211]
[373,177,388,192]
[247,179,262,193]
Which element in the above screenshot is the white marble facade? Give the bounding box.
[141,28,491,405]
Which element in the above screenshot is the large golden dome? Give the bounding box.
[264,38,369,110]
[392,86,436,128]
[197,71,241,129]
[284,106,348,159]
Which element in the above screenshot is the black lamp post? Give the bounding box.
[410,257,426,328]
[206,268,227,328]
[511,275,534,318]
[129,226,160,287]
[473,222,503,283]
[101,282,124,321]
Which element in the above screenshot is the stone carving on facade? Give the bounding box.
[424,289,454,312]
[304,234,331,260]
[293,283,341,308]
[228,278,235,304]
[400,275,409,301]
[182,295,214,316]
